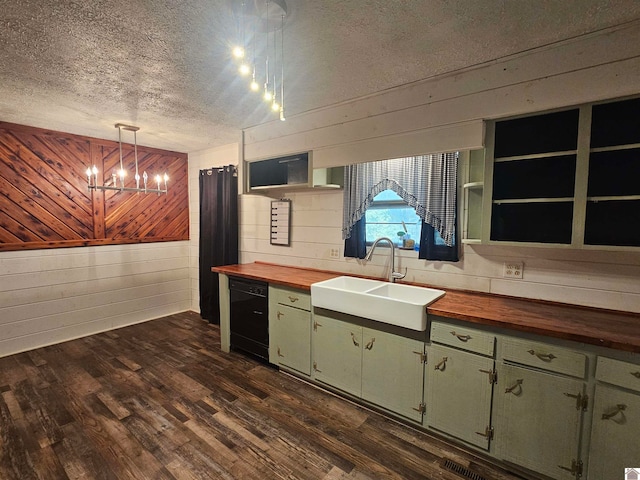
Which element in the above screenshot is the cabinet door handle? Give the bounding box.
[277,311,283,320]
[631,371,640,379]
[313,361,321,372]
[434,357,448,371]
[505,378,523,394]
[450,331,471,342]
[527,349,556,361]
[288,296,299,303]
[365,338,375,350]
[350,332,360,347]
[601,404,626,420]
[313,321,322,331]
[277,347,285,358]
[564,392,588,411]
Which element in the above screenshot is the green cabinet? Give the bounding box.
[587,356,640,479]
[312,311,426,422]
[269,286,312,376]
[361,326,426,422]
[426,344,495,450]
[483,95,640,248]
[494,337,588,479]
[494,364,586,479]
[426,321,496,450]
[312,313,362,396]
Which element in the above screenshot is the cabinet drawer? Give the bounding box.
[273,287,311,311]
[430,321,495,357]
[501,338,586,378]
[596,356,640,393]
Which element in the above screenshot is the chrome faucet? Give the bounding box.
[364,237,407,282]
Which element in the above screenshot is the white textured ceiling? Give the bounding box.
[1,0,640,152]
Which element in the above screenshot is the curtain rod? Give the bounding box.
[200,165,237,175]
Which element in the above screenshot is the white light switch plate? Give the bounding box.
[503,262,524,279]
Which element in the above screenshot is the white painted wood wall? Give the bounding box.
[238,21,640,313]
[0,242,191,357]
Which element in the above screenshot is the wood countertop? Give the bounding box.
[212,262,640,353]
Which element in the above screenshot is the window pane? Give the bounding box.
[365,190,421,247]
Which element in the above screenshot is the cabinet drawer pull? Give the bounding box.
[313,321,322,331]
[434,357,448,371]
[277,347,285,358]
[450,331,471,342]
[631,371,640,379]
[313,361,321,372]
[277,311,283,320]
[527,349,556,362]
[505,379,523,394]
[288,296,299,303]
[365,338,375,350]
[351,332,360,347]
[601,403,626,420]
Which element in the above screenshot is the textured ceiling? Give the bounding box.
[1,1,640,153]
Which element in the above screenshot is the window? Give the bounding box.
[343,153,459,261]
[364,190,456,255]
[365,190,421,248]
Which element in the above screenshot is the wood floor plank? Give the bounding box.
[0,311,527,480]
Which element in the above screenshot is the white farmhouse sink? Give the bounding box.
[310,276,445,331]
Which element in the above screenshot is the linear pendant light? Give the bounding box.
[86,124,168,195]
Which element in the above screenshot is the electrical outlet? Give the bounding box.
[330,248,340,259]
[503,262,523,279]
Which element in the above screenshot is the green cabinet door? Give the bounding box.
[272,303,311,375]
[587,384,640,479]
[312,313,362,397]
[361,327,425,423]
[426,344,495,449]
[494,364,585,480]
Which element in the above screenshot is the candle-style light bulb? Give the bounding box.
[91,165,98,185]
[135,173,140,190]
[163,173,169,192]
[143,171,148,192]
[155,174,161,194]
[86,167,92,186]
[118,168,126,188]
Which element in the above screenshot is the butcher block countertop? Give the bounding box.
[212,262,640,353]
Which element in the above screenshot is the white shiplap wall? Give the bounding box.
[239,21,640,314]
[0,241,191,357]
[187,142,240,312]
[238,188,640,313]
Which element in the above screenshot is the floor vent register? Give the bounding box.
[441,459,488,480]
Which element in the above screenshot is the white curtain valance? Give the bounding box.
[342,153,458,246]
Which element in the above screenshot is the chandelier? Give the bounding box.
[232,0,287,121]
[86,124,168,195]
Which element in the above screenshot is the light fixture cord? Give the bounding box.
[134,129,139,180]
[281,13,285,113]
[118,125,124,173]
[265,0,270,90]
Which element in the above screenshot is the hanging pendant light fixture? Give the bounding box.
[86,124,169,195]
[231,0,287,120]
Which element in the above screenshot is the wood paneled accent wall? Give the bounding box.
[0,122,189,251]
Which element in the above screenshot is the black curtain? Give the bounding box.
[199,165,238,323]
[344,216,367,259]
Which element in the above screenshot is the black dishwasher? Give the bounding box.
[229,277,269,363]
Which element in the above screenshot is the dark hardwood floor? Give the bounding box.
[0,311,525,480]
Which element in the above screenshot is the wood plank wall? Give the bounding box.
[0,122,189,251]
